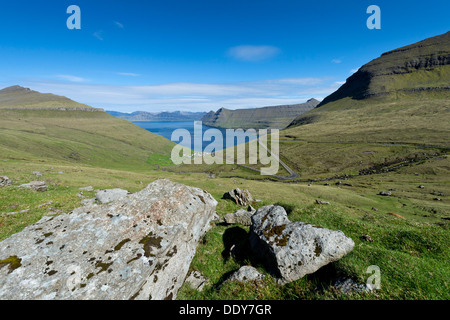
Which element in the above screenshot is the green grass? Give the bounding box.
[0,53,449,300]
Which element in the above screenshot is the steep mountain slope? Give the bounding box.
[201,98,319,129]
[289,31,449,128]
[0,86,174,170]
[277,32,449,178]
[107,110,206,121]
[318,31,449,106]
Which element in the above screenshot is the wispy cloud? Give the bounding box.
[114,21,124,29]
[227,45,281,62]
[331,59,342,64]
[93,31,104,41]
[22,77,338,113]
[54,75,88,83]
[117,72,140,77]
[350,68,359,74]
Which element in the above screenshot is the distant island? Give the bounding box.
[200,98,320,129]
[107,110,207,122]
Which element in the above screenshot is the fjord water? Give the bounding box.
[133,121,258,152]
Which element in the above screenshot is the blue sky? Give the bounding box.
[0,0,448,112]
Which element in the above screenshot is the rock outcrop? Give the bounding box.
[0,179,217,300]
[223,188,254,207]
[249,205,354,284]
[0,176,12,187]
[19,181,47,192]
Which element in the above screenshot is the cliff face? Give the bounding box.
[316,31,450,107]
[201,98,320,129]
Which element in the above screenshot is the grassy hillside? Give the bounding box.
[278,32,450,180]
[0,86,175,170]
[0,85,98,110]
[0,33,449,301]
[201,98,319,129]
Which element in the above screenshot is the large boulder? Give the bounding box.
[249,205,354,284]
[0,179,217,300]
[223,188,254,206]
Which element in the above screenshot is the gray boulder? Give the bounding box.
[0,179,217,300]
[249,205,354,284]
[223,207,255,226]
[95,188,129,204]
[227,266,265,283]
[223,188,254,206]
[0,176,12,187]
[19,181,47,192]
[379,191,392,196]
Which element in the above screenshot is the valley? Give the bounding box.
[0,31,449,300]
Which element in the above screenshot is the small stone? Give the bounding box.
[379,191,392,196]
[227,266,265,283]
[79,186,94,192]
[32,171,43,177]
[19,181,47,192]
[315,200,330,205]
[360,234,373,242]
[0,176,12,187]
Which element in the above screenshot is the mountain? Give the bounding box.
[200,98,320,129]
[275,31,450,178]
[107,110,206,121]
[0,85,103,111]
[0,86,174,169]
[289,31,449,128]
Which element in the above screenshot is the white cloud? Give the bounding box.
[114,21,124,29]
[332,59,342,64]
[54,75,88,83]
[117,72,140,77]
[21,77,338,113]
[350,68,359,74]
[227,45,281,62]
[93,31,104,41]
